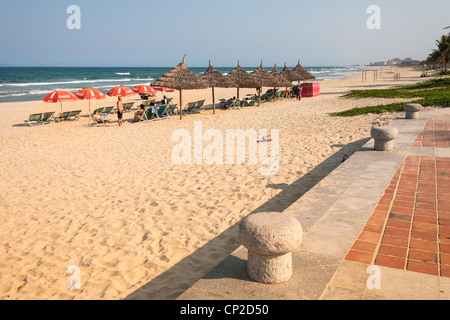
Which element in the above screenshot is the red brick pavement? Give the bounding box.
[345,156,450,277]
[413,120,450,148]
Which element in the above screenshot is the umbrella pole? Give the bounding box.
[237,88,239,100]
[61,101,63,121]
[258,88,261,106]
[179,90,183,120]
[212,87,215,115]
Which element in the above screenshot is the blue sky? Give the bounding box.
[0,0,449,67]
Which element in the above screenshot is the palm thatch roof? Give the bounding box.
[249,61,282,87]
[200,61,237,114]
[280,62,302,82]
[151,55,208,90]
[292,59,316,80]
[226,61,261,88]
[151,55,208,120]
[199,61,237,88]
[270,64,294,87]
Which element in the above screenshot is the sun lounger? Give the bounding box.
[140,105,168,121]
[41,111,55,123]
[229,99,240,109]
[123,102,134,112]
[67,110,82,120]
[165,104,178,117]
[142,107,154,121]
[184,102,198,114]
[88,112,111,125]
[278,90,287,98]
[243,100,256,107]
[154,104,170,120]
[260,93,271,102]
[102,106,114,115]
[25,113,43,126]
[192,100,205,112]
[54,111,72,122]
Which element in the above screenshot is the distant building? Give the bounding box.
[369,57,420,67]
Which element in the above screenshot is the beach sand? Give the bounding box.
[0,67,438,300]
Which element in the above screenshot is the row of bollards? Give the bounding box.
[371,103,421,151]
[237,103,421,285]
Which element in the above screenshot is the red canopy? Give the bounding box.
[132,85,157,95]
[75,88,106,113]
[152,86,175,92]
[75,88,106,100]
[43,90,78,120]
[43,90,78,103]
[107,86,136,97]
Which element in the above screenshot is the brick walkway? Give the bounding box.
[413,120,450,148]
[346,118,450,277]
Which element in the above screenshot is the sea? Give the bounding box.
[0,66,376,103]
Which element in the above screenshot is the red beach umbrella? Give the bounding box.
[152,86,174,92]
[107,86,136,97]
[132,85,157,96]
[43,90,78,120]
[75,88,106,113]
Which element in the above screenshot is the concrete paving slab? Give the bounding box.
[178,108,450,301]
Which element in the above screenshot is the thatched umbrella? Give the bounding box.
[271,64,293,98]
[226,61,261,100]
[280,62,301,82]
[151,55,208,119]
[199,61,237,114]
[280,62,302,97]
[249,61,283,105]
[293,59,316,81]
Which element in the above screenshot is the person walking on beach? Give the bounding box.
[117,96,124,126]
[295,84,302,101]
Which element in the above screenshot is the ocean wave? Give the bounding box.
[116,72,131,75]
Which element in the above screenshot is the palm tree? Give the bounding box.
[427,34,449,72]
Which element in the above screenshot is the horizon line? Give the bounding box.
[0,64,367,68]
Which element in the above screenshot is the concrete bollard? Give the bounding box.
[371,126,399,151]
[238,212,303,284]
[404,104,422,119]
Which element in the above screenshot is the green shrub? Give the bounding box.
[331,78,450,117]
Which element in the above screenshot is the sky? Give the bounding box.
[0,0,449,67]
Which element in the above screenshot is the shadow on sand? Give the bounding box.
[124,137,370,300]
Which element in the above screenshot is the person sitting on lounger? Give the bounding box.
[133,104,146,122]
[161,95,168,105]
[93,110,111,123]
[222,97,236,109]
[150,102,156,115]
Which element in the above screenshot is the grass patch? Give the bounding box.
[330,77,450,117]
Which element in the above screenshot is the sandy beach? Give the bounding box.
[0,67,439,300]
